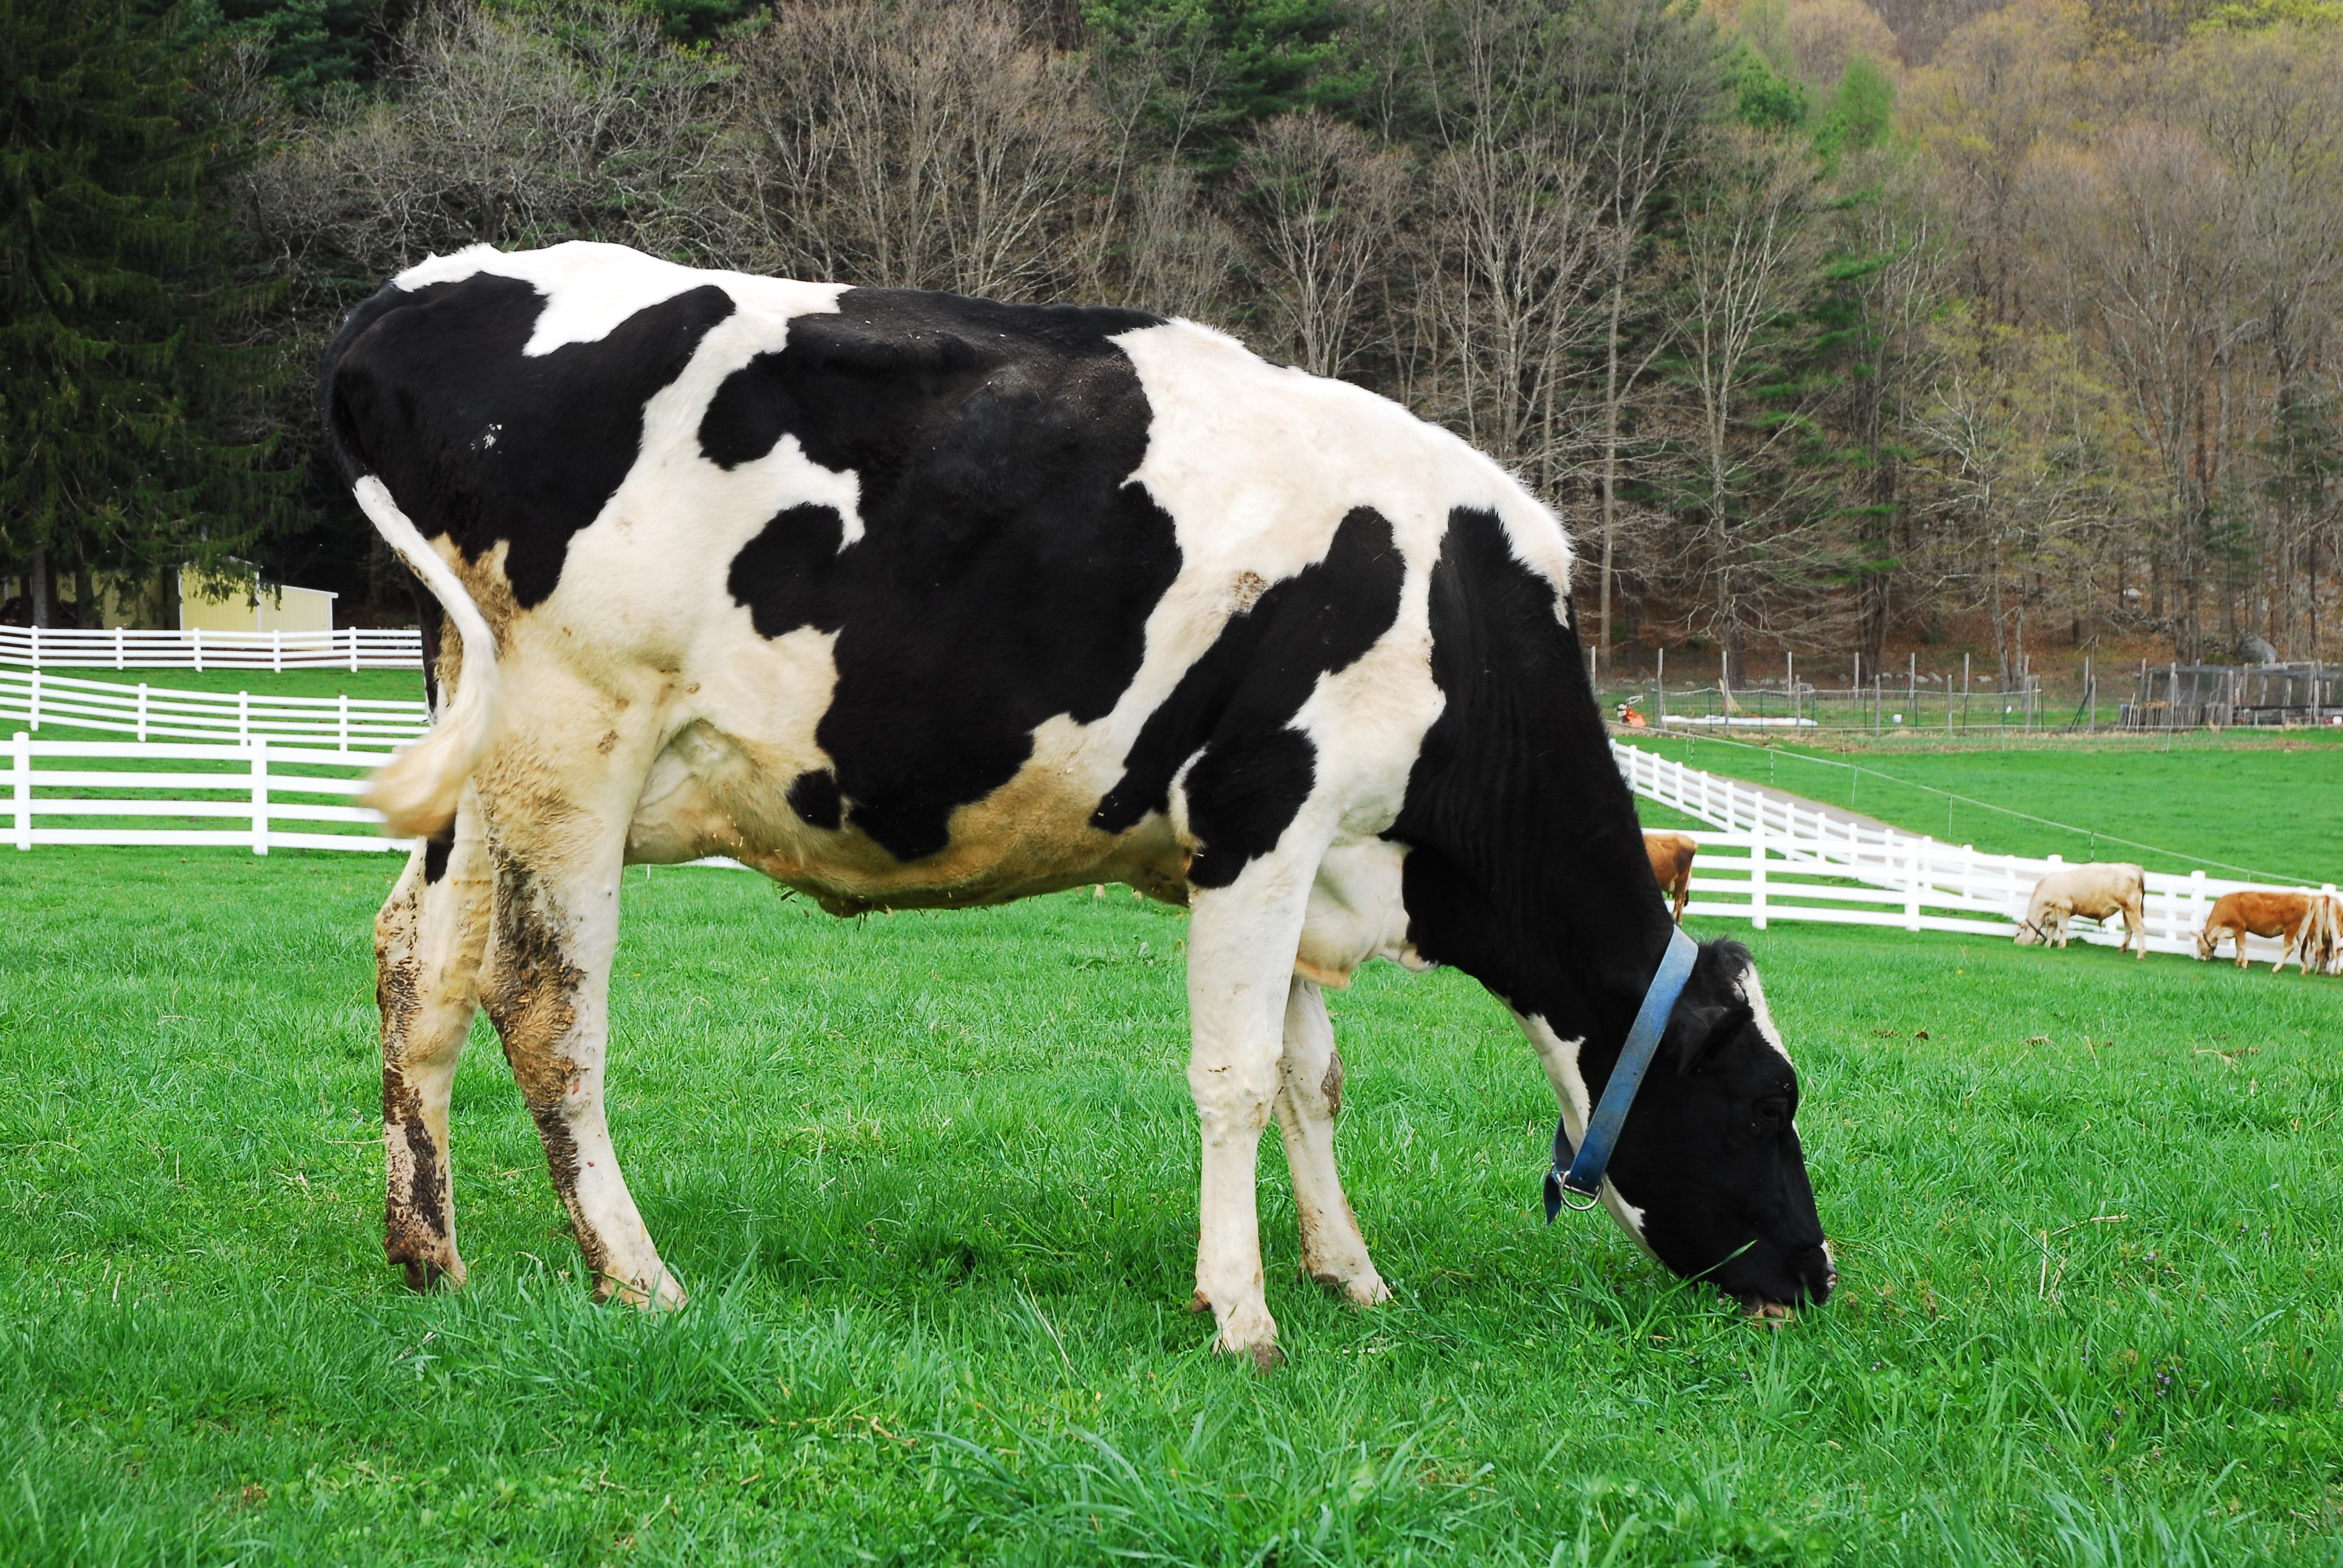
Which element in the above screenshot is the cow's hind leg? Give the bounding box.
[476,751,682,1308]
[378,809,492,1289]
[1273,978,1388,1307]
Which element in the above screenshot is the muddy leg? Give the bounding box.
[1273,978,1388,1307]
[479,829,683,1309]
[378,807,491,1290]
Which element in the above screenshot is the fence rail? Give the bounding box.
[7,734,404,854]
[1,670,430,748]
[4,720,2335,971]
[1616,741,2339,967]
[0,625,423,671]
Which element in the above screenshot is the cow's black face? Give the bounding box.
[1600,941,1833,1314]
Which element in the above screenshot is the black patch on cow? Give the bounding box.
[422,831,455,885]
[787,768,844,831]
[1092,506,1406,887]
[716,289,1181,864]
[1386,509,1830,1310]
[323,274,737,608]
[1385,506,1670,1028]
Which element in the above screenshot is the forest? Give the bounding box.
[6,0,2341,687]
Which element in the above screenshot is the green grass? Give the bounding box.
[1625,732,2343,887]
[4,849,2341,1564]
[15,665,427,704]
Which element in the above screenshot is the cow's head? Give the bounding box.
[1594,940,1834,1315]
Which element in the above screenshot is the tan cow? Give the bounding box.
[2014,863,2148,959]
[2196,890,2328,973]
[1644,831,1697,924]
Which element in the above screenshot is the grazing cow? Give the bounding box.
[2014,863,2148,959]
[1643,831,1697,924]
[324,242,1832,1362]
[2196,890,2326,973]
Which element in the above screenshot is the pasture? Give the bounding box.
[4,847,2340,1564]
[1625,731,2343,887]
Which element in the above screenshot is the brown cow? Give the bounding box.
[2195,890,2324,973]
[1645,831,1697,924]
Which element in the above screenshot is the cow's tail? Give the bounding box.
[352,475,503,839]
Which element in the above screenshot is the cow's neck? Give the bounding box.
[1527,828,1679,1085]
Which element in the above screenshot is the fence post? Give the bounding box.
[136,683,148,742]
[2189,871,2206,946]
[12,730,28,851]
[1750,810,1768,930]
[348,629,359,675]
[27,668,39,733]
[192,626,203,673]
[1905,841,1921,932]
[272,629,283,674]
[251,737,269,856]
[114,627,125,670]
[338,693,350,752]
[237,690,249,743]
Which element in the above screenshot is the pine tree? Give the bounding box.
[1,0,297,625]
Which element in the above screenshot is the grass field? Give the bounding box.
[17,664,427,704]
[1624,731,2343,887]
[4,848,2340,1564]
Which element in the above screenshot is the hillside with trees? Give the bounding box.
[7,0,2339,690]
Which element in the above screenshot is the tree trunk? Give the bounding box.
[30,541,49,629]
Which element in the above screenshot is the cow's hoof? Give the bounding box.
[1743,1300,1796,1324]
[1211,1302,1282,1368]
[1308,1265,1391,1307]
[393,1248,465,1292]
[595,1266,688,1311]
[1215,1333,1284,1372]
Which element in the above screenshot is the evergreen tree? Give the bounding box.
[1,0,298,624]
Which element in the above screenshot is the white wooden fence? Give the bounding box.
[1616,741,2339,966]
[1,718,2332,969]
[7,734,403,854]
[1,625,422,671]
[1,670,429,748]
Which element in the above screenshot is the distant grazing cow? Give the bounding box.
[322,241,1832,1363]
[2197,890,2325,973]
[1644,831,1697,924]
[2014,863,2147,958]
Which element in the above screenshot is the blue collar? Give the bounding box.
[1545,926,1700,1221]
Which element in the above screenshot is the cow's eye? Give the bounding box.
[1756,1095,1792,1128]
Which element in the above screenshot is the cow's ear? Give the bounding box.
[1666,999,1754,1073]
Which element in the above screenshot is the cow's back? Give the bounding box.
[323,243,1576,909]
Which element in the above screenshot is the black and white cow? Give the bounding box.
[323,241,1832,1364]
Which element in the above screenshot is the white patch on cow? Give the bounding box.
[1514,1013,1657,1261]
[1294,838,1424,987]
[395,240,848,359]
[1737,965,1792,1065]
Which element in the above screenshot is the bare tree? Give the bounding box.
[2034,124,2250,659]
[1409,0,1608,498]
[1231,111,1408,379]
[1561,0,1714,673]
[1666,125,1823,679]
[716,0,1105,301]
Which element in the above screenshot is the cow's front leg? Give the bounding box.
[1185,843,1323,1368]
[1274,978,1388,1306]
[377,805,491,1289]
